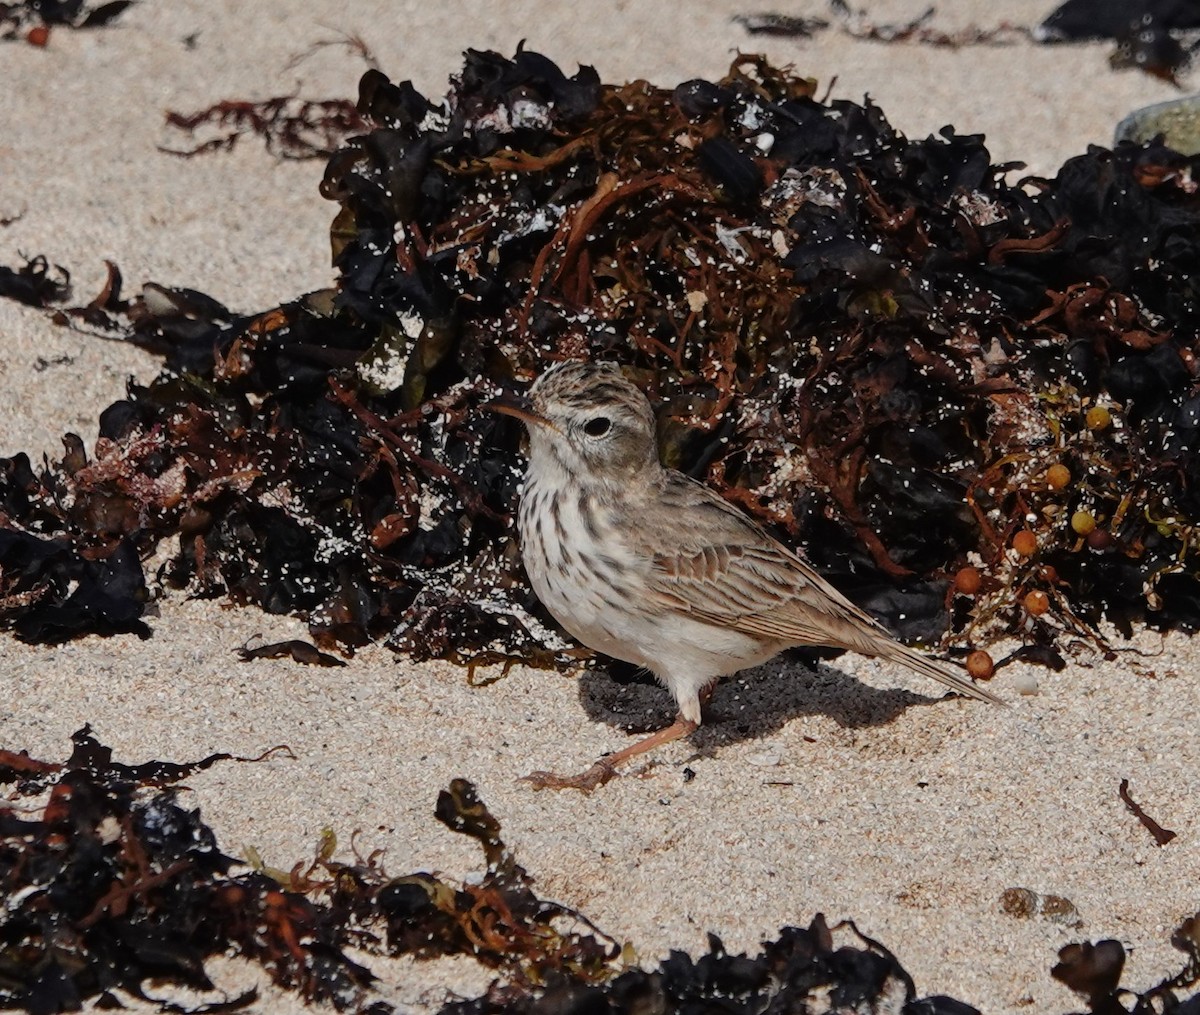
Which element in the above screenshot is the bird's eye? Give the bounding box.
[583,416,612,437]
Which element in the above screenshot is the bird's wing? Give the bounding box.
[637,471,1002,704]
[638,471,885,649]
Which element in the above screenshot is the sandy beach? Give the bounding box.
[2,2,1198,1011]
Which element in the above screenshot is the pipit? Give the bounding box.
[492,361,1002,791]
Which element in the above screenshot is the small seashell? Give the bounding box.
[1001,887,1083,928]
[1010,671,1040,696]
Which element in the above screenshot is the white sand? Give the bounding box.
[2,2,1198,1011]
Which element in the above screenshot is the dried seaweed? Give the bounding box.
[0,0,133,43]
[7,49,1200,673]
[734,13,829,38]
[1053,919,1200,1014]
[732,3,1194,82]
[162,97,367,160]
[237,637,347,666]
[828,3,1031,47]
[1117,777,1178,846]
[0,732,619,1012]
[282,29,380,74]
[5,730,1200,1012]
[1037,0,1200,81]
[1038,0,1200,41]
[0,728,312,1012]
[0,254,69,307]
[30,731,1171,1012]
[736,5,1032,49]
[448,917,979,1015]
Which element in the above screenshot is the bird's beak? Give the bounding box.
[486,396,556,431]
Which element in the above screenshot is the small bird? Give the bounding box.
[492,360,1002,791]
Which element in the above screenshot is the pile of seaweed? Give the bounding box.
[3,730,1197,1014]
[4,48,1200,673]
[0,730,618,1013]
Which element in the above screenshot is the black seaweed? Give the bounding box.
[1039,0,1200,41]
[0,0,132,41]
[4,731,1199,1012]
[1039,0,1200,80]
[1053,919,1200,1014]
[0,733,616,1012]
[0,732,1011,1013]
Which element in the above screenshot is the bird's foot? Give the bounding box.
[521,759,619,793]
[520,715,700,792]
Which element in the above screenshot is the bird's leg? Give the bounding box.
[522,714,699,792]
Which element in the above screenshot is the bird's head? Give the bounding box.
[491,361,659,485]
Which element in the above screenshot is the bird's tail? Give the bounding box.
[875,639,1005,705]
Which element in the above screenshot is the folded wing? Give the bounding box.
[640,472,1001,705]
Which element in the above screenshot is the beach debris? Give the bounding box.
[0,732,619,1012]
[0,529,149,641]
[1037,0,1200,42]
[382,778,623,986]
[1053,915,1200,1013]
[1,731,1007,1012]
[998,644,1067,671]
[0,727,306,1011]
[734,4,1030,48]
[237,637,348,666]
[4,49,1200,674]
[826,2,1030,47]
[965,650,995,681]
[1000,887,1083,928]
[162,96,367,159]
[0,254,69,307]
[733,13,829,38]
[732,2,1195,81]
[1117,95,1200,155]
[283,29,380,74]
[1008,670,1041,695]
[1053,940,1128,1012]
[1037,0,1200,82]
[1117,777,1178,846]
[1109,22,1190,84]
[0,0,133,44]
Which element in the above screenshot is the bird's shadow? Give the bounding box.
[576,650,952,757]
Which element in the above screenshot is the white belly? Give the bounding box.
[518,475,779,687]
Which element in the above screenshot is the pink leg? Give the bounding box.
[522,680,719,792]
[522,714,699,792]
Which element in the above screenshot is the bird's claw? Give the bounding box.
[521,759,618,792]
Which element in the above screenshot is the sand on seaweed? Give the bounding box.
[2,2,1198,1012]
